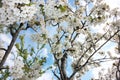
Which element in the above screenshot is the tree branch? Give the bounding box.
[81,30,119,70]
[116,34,120,80]
[71,33,79,44]
[52,70,60,80]
[76,30,108,67]
[0,48,6,51]
[69,30,120,79]
[88,57,120,65]
[0,23,23,68]
[0,66,9,70]
[60,53,68,80]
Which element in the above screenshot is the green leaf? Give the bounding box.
[59,5,67,12]
[26,3,34,6]
[31,47,35,53]
[40,44,46,49]
[89,16,94,23]
[74,18,76,22]
[15,43,20,49]
[39,70,45,75]
[23,53,28,60]
[20,35,24,41]
[23,64,30,72]
[23,49,27,53]
[19,35,25,49]
[42,34,47,39]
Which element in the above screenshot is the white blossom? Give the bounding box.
[0,0,37,25]
[10,57,24,79]
[44,0,68,20]
[20,63,42,80]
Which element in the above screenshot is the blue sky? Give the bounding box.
[0,0,120,80]
[37,0,120,80]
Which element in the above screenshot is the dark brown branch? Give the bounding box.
[48,38,52,48]
[116,34,120,80]
[0,67,9,70]
[60,53,68,80]
[80,21,86,29]
[69,30,75,42]
[9,25,15,37]
[57,31,66,43]
[26,23,38,32]
[48,39,62,79]
[116,59,120,80]
[0,48,6,51]
[76,30,108,66]
[0,23,23,68]
[118,34,120,54]
[48,41,62,80]
[53,53,63,80]
[69,30,120,79]
[53,54,63,80]
[71,33,79,44]
[88,57,120,65]
[92,57,119,62]
[52,70,60,80]
[50,21,59,26]
[69,21,86,43]
[67,6,74,13]
[82,30,119,69]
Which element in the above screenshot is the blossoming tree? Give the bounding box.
[96,60,120,80]
[0,0,120,80]
[95,35,120,80]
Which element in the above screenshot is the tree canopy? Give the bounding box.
[0,0,120,80]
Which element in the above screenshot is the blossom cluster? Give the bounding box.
[9,57,24,79]
[31,0,120,79]
[0,0,37,25]
[44,0,68,20]
[0,0,120,80]
[20,63,42,80]
[92,62,118,80]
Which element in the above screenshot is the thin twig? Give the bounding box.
[0,48,6,51]
[76,30,109,66]
[0,23,23,68]
[52,70,60,80]
[69,30,120,79]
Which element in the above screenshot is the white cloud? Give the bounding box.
[105,0,120,9]
[36,71,53,80]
